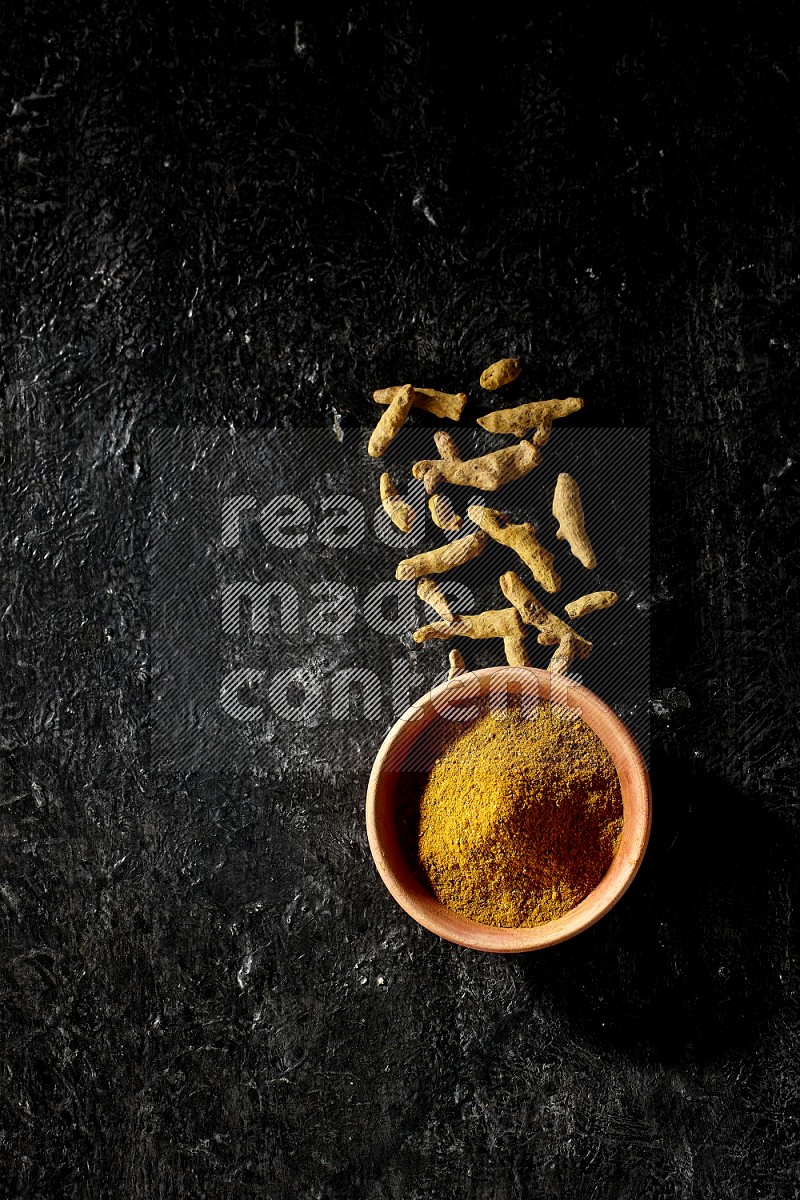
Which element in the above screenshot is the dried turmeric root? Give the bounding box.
[395,530,488,581]
[413,607,526,644]
[368,384,415,458]
[552,472,596,568]
[433,430,461,460]
[426,432,463,529]
[548,632,590,675]
[417,578,455,623]
[373,385,467,422]
[447,649,467,679]
[429,495,463,531]
[500,571,592,674]
[468,504,560,593]
[565,591,618,620]
[412,439,540,494]
[379,472,415,533]
[503,636,530,667]
[480,357,522,391]
[477,396,583,443]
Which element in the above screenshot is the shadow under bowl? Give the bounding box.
[366,666,651,953]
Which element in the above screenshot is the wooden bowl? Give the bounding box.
[366,666,651,953]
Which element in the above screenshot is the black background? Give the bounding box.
[3,5,799,1198]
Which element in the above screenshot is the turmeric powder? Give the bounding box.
[411,703,623,927]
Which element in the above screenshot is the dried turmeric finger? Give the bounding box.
[500,571,592,674]
[447,649,467,679]
[379,472,415,533]
[552,472,596,568]
[413,607,525,644]
[500,571,585,646]
[468,504,560,593]
[477,396,584,443]
[433,430,461,460]
[427,432,463,528]
[395,530,488,581]
[429,494,462,532]
[412,439,540,494]
[417,578,455,623]
[480,357,522,391]
[373,385,467,422]
[565,591,618,620]
[548,632,590,675]
[368,384,415,458]
[503,636,530,667]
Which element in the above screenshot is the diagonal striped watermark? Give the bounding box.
[150,425,648,775]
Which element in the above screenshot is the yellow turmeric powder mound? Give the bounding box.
[414,704,623,928]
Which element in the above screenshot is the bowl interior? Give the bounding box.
[366,666,651,953]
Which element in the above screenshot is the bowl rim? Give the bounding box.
[365,665,652,953]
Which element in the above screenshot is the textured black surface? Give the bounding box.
[3,6,800,1198]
